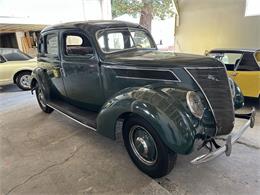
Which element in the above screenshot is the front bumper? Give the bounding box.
[191,107,256,165]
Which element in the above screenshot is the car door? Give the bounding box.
[60,30,104,111]
[38,31,67,97]
[232,52,260,98]
[0,55,12,84]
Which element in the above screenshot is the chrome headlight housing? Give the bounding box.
[186,91,204,119]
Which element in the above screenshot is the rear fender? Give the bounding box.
[97,87,197,154]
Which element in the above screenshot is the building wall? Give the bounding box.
[0,0,112,25]
[175,0,260,54]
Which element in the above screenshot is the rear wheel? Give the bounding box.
[15,71,32,90]
[123,116,177,178]
[35,84,53,113]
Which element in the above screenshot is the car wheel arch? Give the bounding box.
[96,87,197,155]
[13,70,32,84]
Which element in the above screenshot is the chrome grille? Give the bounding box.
[186,67,235,135]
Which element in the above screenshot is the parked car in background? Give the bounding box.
[207,49,260,98]
[31,21,255,178]
[0,48,37,90]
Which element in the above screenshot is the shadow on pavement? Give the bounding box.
[0,84,23,93]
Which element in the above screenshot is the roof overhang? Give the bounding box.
[0,23,47,33]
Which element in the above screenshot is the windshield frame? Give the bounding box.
[95,27,157,54]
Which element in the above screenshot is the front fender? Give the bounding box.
[97,87,197,154]
[30,67,52,100]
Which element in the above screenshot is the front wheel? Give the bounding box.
[123,116,177,178]
[35,85,53,113]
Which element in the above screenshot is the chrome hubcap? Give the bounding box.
[20,75,32,88]
[129,125,158,166]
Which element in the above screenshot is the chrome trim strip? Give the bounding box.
[184,67,224,69]
[115,76,178,82]
[190,107,255,164]
[103,65,181,82]
[47,104,97,132]
[184,67,218,135]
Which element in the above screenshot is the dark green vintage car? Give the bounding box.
[31,21,255,178]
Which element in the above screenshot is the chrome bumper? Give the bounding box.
[191,107,256,165]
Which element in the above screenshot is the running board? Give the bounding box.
[47,100,97,131]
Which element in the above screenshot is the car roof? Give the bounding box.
[0,48,21,56]
[41,20,145,33]
[209,48,260,53]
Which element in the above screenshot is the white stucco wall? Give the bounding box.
[175,0,260,54]
[0,0,111,25]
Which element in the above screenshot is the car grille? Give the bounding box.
[186,67,235,135]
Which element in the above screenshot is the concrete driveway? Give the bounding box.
[1,85,259,195]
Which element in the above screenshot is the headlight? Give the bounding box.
[186,91,204,119]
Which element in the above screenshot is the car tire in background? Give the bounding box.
[123,116,177,178]
[15,71,32,90]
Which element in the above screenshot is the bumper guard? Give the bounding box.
[191,107,256,165]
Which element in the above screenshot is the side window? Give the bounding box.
[130,30,152,48]
[237,52,260,71]
[38,37,45,54]
[216,53,242,71]
[255,51,260,64]
[46,34,58,56]
[64,33,93,56]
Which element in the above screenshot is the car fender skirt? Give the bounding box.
[97,87,197,154]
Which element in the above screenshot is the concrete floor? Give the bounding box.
[0,85,259,195]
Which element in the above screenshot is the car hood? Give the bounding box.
[102,50,224,68]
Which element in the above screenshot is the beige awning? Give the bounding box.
[0,23,47,33]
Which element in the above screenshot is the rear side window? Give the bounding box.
[64,33,93,56]
[237,52,260,71]
[46,34,58,56]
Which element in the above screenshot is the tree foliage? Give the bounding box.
[112,0,175,20]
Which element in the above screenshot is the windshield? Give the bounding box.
[208,52,243,71]
[97,28,156,53]
[0,49,32,61]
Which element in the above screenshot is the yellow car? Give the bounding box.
[208,49,260,98]
[0,48,37,90]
